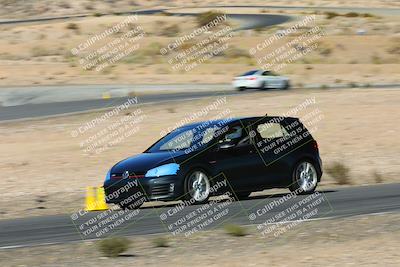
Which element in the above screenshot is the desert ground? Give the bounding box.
[0,7,399,86]
[1,212,399,266]
[0,87,399,219]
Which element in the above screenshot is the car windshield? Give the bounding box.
[146,121,230,153]
[240,70,258,76]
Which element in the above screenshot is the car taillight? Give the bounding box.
[247,77,257,80]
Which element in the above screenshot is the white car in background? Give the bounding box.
[233,70,290,91]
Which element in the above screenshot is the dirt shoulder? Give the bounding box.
[1,212,399,266]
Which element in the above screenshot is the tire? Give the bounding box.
[233,191,252,200]
[238,86,246,91]
[283,81,290,90]
[259,81,267,90]
[183,169,211,204]
[289,160,318,195]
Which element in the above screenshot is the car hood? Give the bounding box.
[111,151,185,174]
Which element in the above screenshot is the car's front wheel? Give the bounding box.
[289,160,318,194]
[184,169,211,204]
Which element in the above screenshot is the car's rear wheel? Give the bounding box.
[289,160,318,194]
[260,81,267,90]
[184,170,211,204]
[238,86,246,91]
[283,81,290,90]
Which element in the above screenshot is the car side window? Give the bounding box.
[160,130,193,150]
[256,123,288,139]
[262,71,270,76]
[222,125,252,147]
[269,71,278,76]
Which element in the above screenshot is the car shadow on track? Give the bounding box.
[136,190,337,211]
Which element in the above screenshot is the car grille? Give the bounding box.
[151,184,170,196]
[111,172,145,179]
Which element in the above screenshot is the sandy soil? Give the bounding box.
[0,11,399,86]
[1,212,399,266]
[0,87,399,219]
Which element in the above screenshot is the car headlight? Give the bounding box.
[105,169,111,181]
[145,163,180,178]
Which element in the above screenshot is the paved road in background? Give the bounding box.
[1,83,400,122]
[0,183,400,248]
[0,89,240,121]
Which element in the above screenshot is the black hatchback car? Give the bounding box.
[104,116,322,209]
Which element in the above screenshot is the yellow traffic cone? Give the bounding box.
[96,187,109,210]
[85,186,109,211]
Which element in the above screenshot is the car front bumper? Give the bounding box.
[103,175,183,204]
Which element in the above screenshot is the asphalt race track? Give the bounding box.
[0,90,241,121]
[1,183,400,249]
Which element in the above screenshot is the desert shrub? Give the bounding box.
[59,2,71,9]
[152,237,169,247]
[161,24,180,37]
[362,13,375,18]
[66,23,79,30]
[197,10,225,27]
[387,38,400,55]
[373,171,384,183]
[223,224,246,237]
[319,47,332,56]
[371,54,383,64]
[344,12,359,18]
[31,46,54,57]
[325,12,339,19]
[224,47,250,59]
[325,162,351,185]
[348,82,358,88]
[97,237,131,257]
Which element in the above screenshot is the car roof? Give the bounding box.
[178,116,298,129]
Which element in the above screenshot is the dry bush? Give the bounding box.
[325,162,351,185]
[224,224,246,237]
[224,47,251,59]
[196,10,225,27]
[66,23,79,30]
[97,237,131,257]
[161,24,180,37]
[387,38,400,55]
[325,12,339,19]
[373,171,384,183]
[152,236,169,247]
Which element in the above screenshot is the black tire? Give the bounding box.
[289,160,318,195]
[183,169,211,204]
[233,191,252,200]
[238,86,246,91]
[283,81,290,90]
[259,81,267,90]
